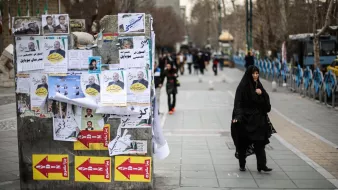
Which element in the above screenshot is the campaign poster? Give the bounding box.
[88,56,101,74]
[53,103,80,141]
[15,36,44,72]
[42,14,69,35]
[68,50,93,70]
[81,108,104,131]
[119,115,151,128]
[100,70,127,106]
[30,73,48,113]
[13,16,41,35]
[48,75,84,99]
[81,73,100,103]
[118,13,145,33]
[127,69,151,104]
[43,36,68,73]
[118,36,149,68]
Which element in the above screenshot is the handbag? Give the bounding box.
[266,115,277,137]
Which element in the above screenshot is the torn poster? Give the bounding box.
[68,50,93,70]
[118,13,145,34]
[15,36,44,72]
[96,104,150,119]
[119,115,151,128]
[30,73,48,113]
[43,36,68,73]
[127,69,151,104]
[53,102,80,141]
[100,70,127,106]
[80,107,105,131]
[108,127,147,156]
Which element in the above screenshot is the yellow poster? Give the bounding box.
[75,156,111,182]
[114,156,151,182]
[74,125,110,150]
[32,154,69,180]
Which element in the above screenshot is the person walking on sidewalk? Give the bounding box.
[231,65,273,172]
[177,52,185,75]
[186,51,193,75]
[160,63,178,115]
[197,52,205,75]
[154,62,162,114]
[244,51,254,69]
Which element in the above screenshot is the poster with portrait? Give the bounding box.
[118,36,149,68]
[127,69,151,104]
[80,108,104,131]
[15,36,44,72]
[100,70,127,106]
[13,16,41,35]
[88,56,102,74]
[17,93,31,114]
[30,73,48,113]
[80,73,101,103]
[53,103,80,141]
[118,13,145,34]
[42,14,69,35]
[48,75,85,99]
[43,36,68,73]
[69,19,86,32]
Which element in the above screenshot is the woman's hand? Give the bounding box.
[256,89,262,95]
[232,119,238,123]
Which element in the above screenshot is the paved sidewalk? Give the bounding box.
[154,67,337,189]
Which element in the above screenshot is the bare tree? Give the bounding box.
[313,0,334,68]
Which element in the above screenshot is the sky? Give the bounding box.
[180,0,245,21]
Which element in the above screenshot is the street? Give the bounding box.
[0,66,338,189]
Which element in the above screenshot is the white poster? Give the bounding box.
[96,104,150,119]
[53,103,80,141]
[118,13,145,33]
[80,73,101,103]
[127,69,151,104]
[15,36,44,72]
[30,73,48,113]
[119,115,151,128]
[119,36,149,68]
[42,14,69,35]
[100,70,127,106]
[108,127,147,156]
[43,36,68,73]
[16,75,30,94]
[68,50,92,69]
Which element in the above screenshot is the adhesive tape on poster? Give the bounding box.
[106,85,122,93]
[48,53,64,63]
[130,83,146,93]
[35,88,48,97]
[85,88,99,96]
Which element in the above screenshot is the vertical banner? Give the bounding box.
[43,35,68,73]
[30,73,48,112]
[127,69,151,104]
[15,36,44,71]
[114,156,151,182]
[100,70,127,106]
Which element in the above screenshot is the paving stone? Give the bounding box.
[154,163,181,171]
[285,171,326,180]
[154,170,180,178]
[180,178,219,188]
[155,177,180,187]
[216,170,253,179]
[181,171,217,179]
[279,165,316,172]
[218,179,258,188]
[181,164,214,171]
[292,179,336,188]
[255,179,297,188]
[251,171,290,180]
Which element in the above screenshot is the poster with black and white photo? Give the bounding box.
[127,69,151,104]
[119,36,149,68]
[13,17,41,35]
[15,36,44,72]
[53,102,80,142]
[42,14,69,35]
[30,73,48,113]
[100,70,127,106]
[43,36,68,73]
[118,13,145,34]
[119,115,151,128]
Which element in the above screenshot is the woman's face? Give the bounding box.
[92,61,97,66]
[166,63,171,70]
[252,71,259,81]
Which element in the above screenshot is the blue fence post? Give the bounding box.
[313,68,324,102]
[303,66,313,98]
[323,70,337,108]
[295,65,303,94]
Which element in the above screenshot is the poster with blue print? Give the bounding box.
[88,56,102,74]
[118,13,145,33]
[48,75,85,99]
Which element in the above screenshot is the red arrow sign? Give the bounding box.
[76,158,111,180]
[34,156,68,178]
[116,158,150,180]
[77,126,109,148]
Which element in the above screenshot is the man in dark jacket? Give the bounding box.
[132,71,149,87]
[49,41,66,58]
[245,51,254,69]
[86,76,100,92]
[108,72,124,89]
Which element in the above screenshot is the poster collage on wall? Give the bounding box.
[15,13,157,183]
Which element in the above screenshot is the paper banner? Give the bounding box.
[114,156,151,182]
[75,156,111,182]
[32,154,69,180]
[74,124,110,150]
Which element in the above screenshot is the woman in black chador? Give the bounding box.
[231,65,273,172]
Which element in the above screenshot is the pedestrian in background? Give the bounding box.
[245,51,254,69]
[231,65,273,172]
[160,63,178,115]
[197,52,205,75]
[186,51,193,75]
[177,52,185,75]
[212,55,218,76]
[154,62,162,114]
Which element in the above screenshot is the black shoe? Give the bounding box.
[239,167,246,171]
[258,166,272,172]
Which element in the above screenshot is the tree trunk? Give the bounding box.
[313,0,334,69]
